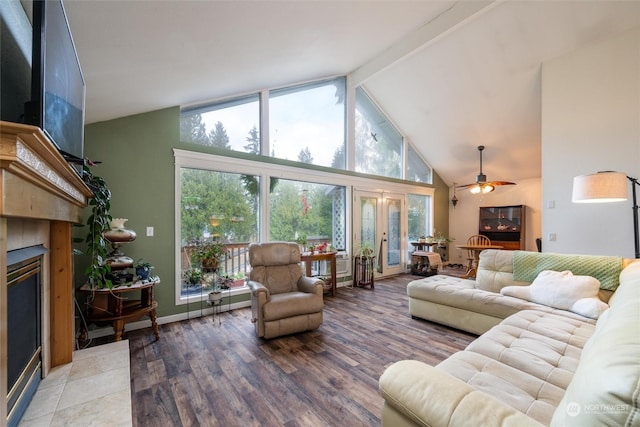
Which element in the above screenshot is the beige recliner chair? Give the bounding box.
[247,242,324,339]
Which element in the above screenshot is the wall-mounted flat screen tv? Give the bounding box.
[25,0,85,164]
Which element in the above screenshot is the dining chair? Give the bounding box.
[465,234,491,270]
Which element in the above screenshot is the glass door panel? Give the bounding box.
[354,191,405,277]
[386,197,401,268]
[360,195,378,252]
[384,194,404,275]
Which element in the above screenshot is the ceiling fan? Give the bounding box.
[456,145,516,194]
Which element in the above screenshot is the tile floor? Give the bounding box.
[19,340,132,427]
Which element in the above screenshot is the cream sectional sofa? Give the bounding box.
[379,251,640,426]
[407,249,624,335]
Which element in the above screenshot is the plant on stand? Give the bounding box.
[183,268,204,287]
[134,259,154,281]
[190,240,229,270]
[355,242,375,258]
[79,161,113,289]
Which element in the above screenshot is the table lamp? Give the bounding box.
[572,171,639,258]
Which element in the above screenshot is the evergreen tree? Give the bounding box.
[331,145,345,169]
[243,125,260,154]
[298,147,313,164]
[180,113,209,145]
[181,169,258,244]
[208,121,231,149]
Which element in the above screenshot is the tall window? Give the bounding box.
[180,95,260,154]
[269,77,346,169]
[269,178,347,250]
[408,193,432,242]
[180,167,259,298]
[355,87,403,179]
[407,144,432,183]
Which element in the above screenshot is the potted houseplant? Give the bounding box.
[78,161,113,289]
[294,232,307,253]
[190,240,228,270]
[434,232,455,248]
[135,259,154,281]
[354,242,375,288]
[183,267,204,286]
[233,271,246,287]
[208,277,224,303]
[355,242,375,258]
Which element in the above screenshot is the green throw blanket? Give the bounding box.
[512,251,623,291]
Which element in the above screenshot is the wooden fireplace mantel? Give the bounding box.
[0,121,93,423]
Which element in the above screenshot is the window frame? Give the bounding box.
[174,148,435,305]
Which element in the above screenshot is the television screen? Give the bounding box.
[27,0,85,163]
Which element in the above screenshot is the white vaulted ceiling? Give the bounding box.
[63,0,640,186]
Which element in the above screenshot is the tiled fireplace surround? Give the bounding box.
[1,122,93,425]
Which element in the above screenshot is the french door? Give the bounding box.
[353,190,405,277]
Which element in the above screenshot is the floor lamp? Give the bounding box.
[572,171,639,258]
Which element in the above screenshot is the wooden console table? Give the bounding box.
[79,277,160,342]
[301,252,337,296]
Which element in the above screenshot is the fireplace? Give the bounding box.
[1,122,93,424]
[6,246,47,426]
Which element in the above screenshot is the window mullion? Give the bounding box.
[260,90,269,157]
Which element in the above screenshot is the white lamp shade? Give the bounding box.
[572,172,628,203]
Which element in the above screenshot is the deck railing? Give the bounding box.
[181,242,250,277]
[181,239,334,278]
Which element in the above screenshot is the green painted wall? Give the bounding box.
[80,106,451,318]
[81,107,180,317]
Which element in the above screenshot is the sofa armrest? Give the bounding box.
[298,276,324,296]
[379,360,543,427]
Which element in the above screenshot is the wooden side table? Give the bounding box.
[79,277,160,342]
[410,241,438,252]
[300,252,337,296]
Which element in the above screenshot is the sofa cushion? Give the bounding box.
[438,351,563,425]
[438,310,597,425]
[476,249,525,292]
[501,270,609,319]
[263,291,323,321]
[551,261,640,426]
[408,275,552,319]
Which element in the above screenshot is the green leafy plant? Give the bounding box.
[183,267,204,285]
[135,259,154,269]
[356,242,375,258]
[80,162,113,289]
[434,232,455,245]
[294,232,307,248]
[190,240,229,269]
[135,258,154,280]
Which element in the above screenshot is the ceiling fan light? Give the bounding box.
[482,184,495,194]
[470,185,481,194]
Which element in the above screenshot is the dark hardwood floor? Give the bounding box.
[127,274,476,427]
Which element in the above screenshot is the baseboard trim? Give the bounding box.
[85,300,252,340]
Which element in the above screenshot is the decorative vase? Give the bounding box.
[209,291,222,302]
[104,218,136,270]
[104,218,137,243]
[136,266,151,280]
[110,218,128,229]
